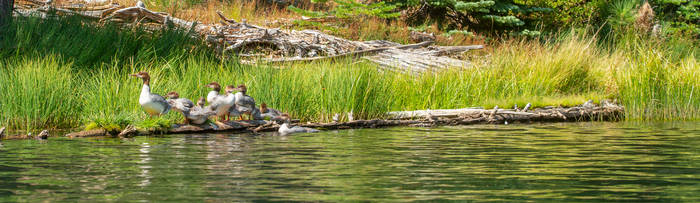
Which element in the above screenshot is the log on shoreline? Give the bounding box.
[45,102,627,140]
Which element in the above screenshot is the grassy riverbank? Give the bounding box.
[0,16,698,132]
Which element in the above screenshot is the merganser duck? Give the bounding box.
[166,91,195,123]
[277,114,319,135]
[234,84,256,120]
[36,130,49,140]
[131,72,170,117]
[186,97,217,125]
[179,97,216,125]
[196,97,205,108]
[206,82,222,104]
[0,127,6,139]
[260,103,282,119]
[209,85,236,121]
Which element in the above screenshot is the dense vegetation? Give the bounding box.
[0,0,698,132]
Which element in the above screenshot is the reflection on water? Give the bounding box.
[0,122,699,202]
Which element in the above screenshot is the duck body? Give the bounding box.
[234,91,257,119]
[210,93,236,117]
[137,81,170,116]
[167,97,195,114]
[261,107,282,119]
[278,123,320,135]
[186,105,217,124]
[206,90,219,104]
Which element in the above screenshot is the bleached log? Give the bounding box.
[263,41,434,63]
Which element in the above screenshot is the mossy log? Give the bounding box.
[44,102,628,140]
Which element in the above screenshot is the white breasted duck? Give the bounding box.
[131,72,170,117]
[234,84,256,120]
[277,114,319,135]
[206,82,222,104]
[209,84,237,121]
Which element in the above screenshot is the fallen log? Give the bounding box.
[27,101,624,140]
[263,41,434,63]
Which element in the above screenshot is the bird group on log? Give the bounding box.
[130,72,294,129]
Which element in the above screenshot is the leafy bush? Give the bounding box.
[651,0,700,37]
[397,0,552,35]
[288,0,400,19]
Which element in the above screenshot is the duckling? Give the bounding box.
[186,99,217,125]
[130,72,170,117]
[209,85,237,121]
[259,103,282,119]
[0,127,5,139]
[234,84,256,120]
[166,91,195,124]
[206,82,224,103]
[277,114,319,135]
[196,97,205,108]
[36,130,49,140]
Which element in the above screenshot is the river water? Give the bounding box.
[0,122,699,202]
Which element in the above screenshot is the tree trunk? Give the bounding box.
[0,0,13,26]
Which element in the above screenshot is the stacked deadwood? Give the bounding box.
[13,0,483,73]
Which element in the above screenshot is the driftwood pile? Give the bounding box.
[13,0,483,73]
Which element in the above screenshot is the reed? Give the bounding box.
[0,16,697,132]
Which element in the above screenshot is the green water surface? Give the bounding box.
[1,122,699,202]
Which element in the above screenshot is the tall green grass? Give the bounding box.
[0,16,698,131]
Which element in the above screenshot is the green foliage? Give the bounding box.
[521,0,606,27]
[0,56,79,130]
[396,0,551,35]
[288,0,400,19]
[441,29,475,37]
[604,0,640,30]
[651,0,700,37]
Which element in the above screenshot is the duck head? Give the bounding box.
[206,82,221,92]
[225,85,237,94]
[166,91,180,99]
[196,97,206,107]
[130,72,150,85]
[275,113,291,124]
[260,103,268,113]
[237,84,247,94]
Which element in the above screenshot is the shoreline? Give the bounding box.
[1,102,624,140]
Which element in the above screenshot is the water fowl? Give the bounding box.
[166,91,195,123]
[196,97,206,108]
[186,100,217,125]
[234,84,256,120]
[0,127,5,139]
[260,103,282,119]
[206,82,222,104]
[130,72,170,117]
[277,114,319,135]
[209,85,237,121]
[36,130,49,140]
